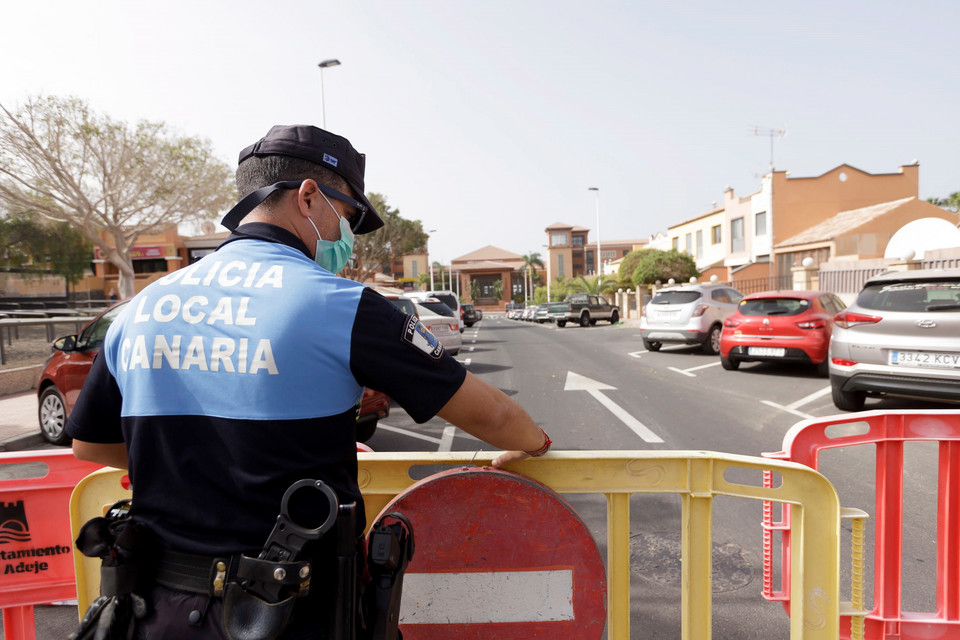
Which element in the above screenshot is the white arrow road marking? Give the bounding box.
[761,385,831,420]
[564,371,664,443]
[668,361,723,377]
[628,350,647,358]
[401,570,574,624]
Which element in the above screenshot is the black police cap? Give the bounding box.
[235,125,383,234]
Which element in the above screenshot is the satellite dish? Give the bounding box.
[201,220,216,235]
[884,217,960,260]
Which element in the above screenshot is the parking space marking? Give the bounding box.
[438,426,456,452]
[460,358,471,366]
[761,401,814,421]
[628,351,647,358]
[376,423,443,444]
[760,386,830,420]
[668,361,723,377]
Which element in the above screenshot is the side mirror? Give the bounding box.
[53,335,78,352]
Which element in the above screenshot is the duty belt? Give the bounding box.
[154,548,312,599]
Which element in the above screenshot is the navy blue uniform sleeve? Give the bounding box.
[65,352,125,444]
[350,288,466,423]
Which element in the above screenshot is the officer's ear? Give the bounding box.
[296,180,320,219]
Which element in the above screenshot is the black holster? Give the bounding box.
[70,500,153,640]
[360,513,415,640]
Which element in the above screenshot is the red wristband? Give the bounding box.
[523,428,552,457]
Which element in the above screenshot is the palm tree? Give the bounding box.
[521,252,545,302]
[567,274,619,296]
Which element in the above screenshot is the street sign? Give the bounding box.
[373,466,606,639]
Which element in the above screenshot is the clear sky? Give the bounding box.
[1,1,956,265]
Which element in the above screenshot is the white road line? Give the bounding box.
[668,361,722,377]
[628,350,647,358]
[786,385,832,410]
[468,346,475,352]
[761,400,815,421]
[438,426,456,452]
[564,371,664,443]
[375,423,443,444]
[461,358,471,366]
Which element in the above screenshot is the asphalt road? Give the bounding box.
[370,315,953,638]
[10,313,956,638]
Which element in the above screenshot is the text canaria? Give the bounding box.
[120,335,279,375]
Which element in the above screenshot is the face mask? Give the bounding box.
[306,196,355,273]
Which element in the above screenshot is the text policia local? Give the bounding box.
[120,260,283,375]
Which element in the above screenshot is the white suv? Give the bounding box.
[640,283,744,354]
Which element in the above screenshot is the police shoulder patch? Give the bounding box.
[401,314,444,360]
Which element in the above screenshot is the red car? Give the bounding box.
[718,290,846,376]
[36,299,390,445]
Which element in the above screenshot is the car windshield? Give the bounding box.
[431,294,458,311]
[738,298,810,316]
[857,281,960,312]
[79,301,128,350]
[385,296,418,316]
[418,301,455,317]
[651,290,701,305]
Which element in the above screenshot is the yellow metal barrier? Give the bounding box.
[70,451,842,639]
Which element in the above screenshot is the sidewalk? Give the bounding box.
[0,390,46,451]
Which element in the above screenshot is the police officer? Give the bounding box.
[67,124,551,639]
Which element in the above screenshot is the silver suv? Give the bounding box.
[640,283,744,354]
[829,268,960,411]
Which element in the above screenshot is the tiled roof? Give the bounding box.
[453,245,524,262]
[775,197,916,247]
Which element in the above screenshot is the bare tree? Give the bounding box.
[0,95,236,297]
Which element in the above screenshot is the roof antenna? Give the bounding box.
[750,125,787,172]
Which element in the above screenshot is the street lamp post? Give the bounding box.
[317,59,341,129]
[427,229,437,290]
[588,187,600,276]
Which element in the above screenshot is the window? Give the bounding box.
[586,250,595,274]
[133,259,167,274]
[685,233,692,254]
[711,225,722,245]
[572,236,584,246]
[672,237,679,250]
[557,254,565,277]
[411,261,418,277]
[696,230,703,257]
[755,211,768,236]
[731,217,745,253]
[551,233,568,246]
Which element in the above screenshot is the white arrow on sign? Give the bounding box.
[564,371,664,443]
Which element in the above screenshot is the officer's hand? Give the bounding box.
[491,450,530,468]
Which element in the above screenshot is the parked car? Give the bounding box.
[415,299,462,355]
[556,294,619,327]
[522,305,538,321]
[409,290,463,332]
[719,290,846,375]
[462,303,480,327]
[533,303,551,323]
[640,283,744,354]
[545,301,571,324]
[379,292,420,318]
[36,299,392,445]
[829,268,960,411]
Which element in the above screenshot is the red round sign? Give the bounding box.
[369,466,606,639]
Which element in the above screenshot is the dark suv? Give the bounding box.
[462,304,480,327]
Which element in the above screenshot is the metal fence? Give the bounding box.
[730,275,793,294]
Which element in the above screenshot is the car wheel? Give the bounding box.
[38,387,71,446]
[580,313,590,327]
[720,356,740,371]
[831,381,866,411]
[610,310,619,324]
[816,358,829,377]
[557,321,566,327]
[702,325,721,355]
[642,338,662,352]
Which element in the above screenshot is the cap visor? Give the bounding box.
[354,192,384,234]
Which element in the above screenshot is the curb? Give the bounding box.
[0,432,46,452]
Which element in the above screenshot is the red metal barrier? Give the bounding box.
[0,450,102,640]
[763,410,960,640]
